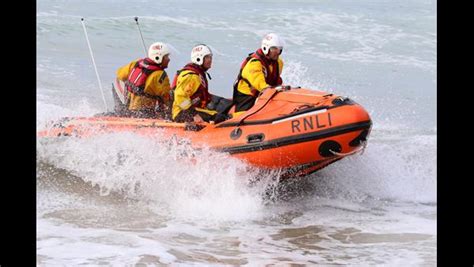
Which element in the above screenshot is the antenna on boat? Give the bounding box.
[134,17,148,56]
[80,18,108,111]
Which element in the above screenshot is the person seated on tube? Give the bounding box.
[115,42,172,119]
[232,33,285,117]
[170,44,231,124]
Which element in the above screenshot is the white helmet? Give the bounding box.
[261,33,285,55]
[191,44,212,65]
[148,42,170,64]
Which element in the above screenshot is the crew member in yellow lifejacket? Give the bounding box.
[233,33,285,113]
[170,44,231,123]
[115,41,172,118]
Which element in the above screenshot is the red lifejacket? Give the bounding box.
[170,63,212,109]
[125,58,166,101]
[233,48,282,96]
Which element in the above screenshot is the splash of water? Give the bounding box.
[37,131,285,222]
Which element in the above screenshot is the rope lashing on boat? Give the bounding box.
[329,140,368,156]
[232,85,291,136]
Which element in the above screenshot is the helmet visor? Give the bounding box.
[270,46,283,55]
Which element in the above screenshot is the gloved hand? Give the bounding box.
[250,88,260,97]
[206,101,216,110]
[213,113,232,124]
[193,114,205,123]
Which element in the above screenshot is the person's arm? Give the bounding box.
[241,60,270,96]
[145,70,171,106]
[116,60,137,81]
[172,73,200,121]
[277,58,284,85]
[175,74,199,110]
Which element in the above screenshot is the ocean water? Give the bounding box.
[37,0,437,265]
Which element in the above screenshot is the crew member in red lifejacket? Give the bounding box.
[115,41,172,118]
[170,44,231,123]
[232,33,285,115]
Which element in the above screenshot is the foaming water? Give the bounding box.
[37,130,275,222]
[37,110,436,265]
[282,60,327,90]
[311,129,436,204]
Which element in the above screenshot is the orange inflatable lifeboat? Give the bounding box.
[38,86,372,177]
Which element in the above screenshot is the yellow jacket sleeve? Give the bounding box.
[116,60,138,81]
[120,60,171,110]
[144,70,171,106]
[171,71,218,120]
[277,57,284,79]
[172,71,201,119]
[238,57,284,95]
[241,59,268,93]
